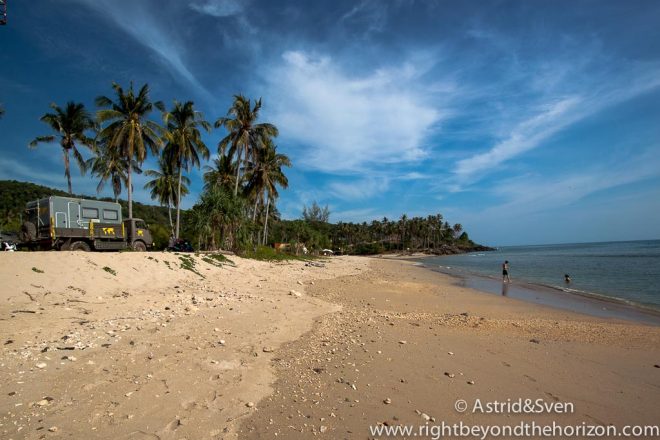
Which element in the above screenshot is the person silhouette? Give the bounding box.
[502,260,511,283]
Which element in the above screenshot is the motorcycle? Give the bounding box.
[166,238,194,253]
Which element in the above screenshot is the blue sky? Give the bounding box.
[1,0,659,246]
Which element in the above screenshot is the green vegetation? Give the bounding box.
[29,101,95,195]
[96,82,163,220]
[31,267,44,273]
[6,82,486,257]
[241,246,310,262]
[178,254,204,277]
[202,253,235,267]
[102,266,117,276]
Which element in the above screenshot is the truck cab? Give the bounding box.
[123,218,153,251]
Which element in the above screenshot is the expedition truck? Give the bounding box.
[19,196,153,251]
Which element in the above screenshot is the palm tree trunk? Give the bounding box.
[167,196,173,233]
[127,163,133,219]
[252,195,259,221]
[233,149,242,196]
[262,194,270,246]
[63,149,72,194]
[176,165,183,239]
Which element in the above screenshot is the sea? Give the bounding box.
[421,240,660,312]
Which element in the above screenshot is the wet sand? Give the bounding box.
[1,254,658,439]
[238,259,660,439]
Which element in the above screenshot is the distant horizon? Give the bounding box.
[1,1,659,245]
[491,238,660,248]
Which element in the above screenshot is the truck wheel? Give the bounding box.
[132,241,147,252]
[70,241,91,252]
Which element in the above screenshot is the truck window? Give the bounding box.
[135,220,147,229]
[82,207,99,219]
[103,210,119,221]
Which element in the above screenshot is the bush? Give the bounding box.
[352,242,385,255]
[241,245,309,261]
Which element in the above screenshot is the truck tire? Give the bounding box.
[70,241,91,252]
[132,241,147,252]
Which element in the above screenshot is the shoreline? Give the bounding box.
[3,254,659,439]
[238,258,660,438]
[410,259,660,326]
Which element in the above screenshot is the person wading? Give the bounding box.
[502,260,511,283]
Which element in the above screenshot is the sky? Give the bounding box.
[1,0,659,246]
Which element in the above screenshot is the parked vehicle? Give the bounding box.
[19,196,153,251]
[167,238,194,253]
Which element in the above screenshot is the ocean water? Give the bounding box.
[423,240,660,310]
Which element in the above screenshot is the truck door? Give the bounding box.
[55,211,68,228]
[67,202,81,228]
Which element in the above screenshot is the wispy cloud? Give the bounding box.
[450,65,660,188]
[69,0,212,101]
[328,176,389,201]
[454,96,582,179]
[339,0,388,35]
[189,0,244,17]
[263,50,444,173]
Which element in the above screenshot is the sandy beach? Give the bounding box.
[1,254,659,439]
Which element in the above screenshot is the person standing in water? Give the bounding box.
[502,260,511,283]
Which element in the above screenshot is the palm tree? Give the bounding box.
[161,100,210,238]
[215,95,278,196]
[245,139,291,245]
[203,155,236,192]
[95,82,162,219]
[29,101,95,194]
[86,141,141,202]
[144,156,189,233]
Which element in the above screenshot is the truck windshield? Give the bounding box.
[135,221,147,229]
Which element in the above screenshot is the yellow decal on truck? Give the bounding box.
[137,229,144,237]
[89,221,95,239]
[50,217,55,239]
[102,227,115,235]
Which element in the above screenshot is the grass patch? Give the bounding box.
[201,253,235,268]
[31,267,44,273]
[179,255,204,278]
[163,260,173,270]
[241,246,313,262]
[102,266,117,276]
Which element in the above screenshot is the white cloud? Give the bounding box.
[264,51,443,173]
[328,176,389,201]
[189,0,243,17]
[452,68,660,187]
[69,0,212,101]
[454,96,582,179]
